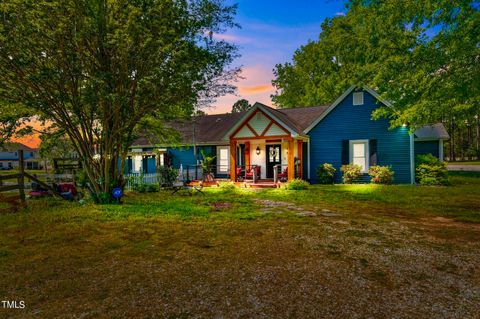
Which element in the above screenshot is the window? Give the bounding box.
[350,140,369,172]
[159,153,165,167]
[353,92,364,105]
[217,146,229,174]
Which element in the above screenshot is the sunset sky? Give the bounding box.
[211,0,346,113]
[14,0,346,148]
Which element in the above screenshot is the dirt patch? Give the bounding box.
[254,199,340,218]
[210,202,232,211]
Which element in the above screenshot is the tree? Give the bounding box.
[231,99,252,113]
[272,1,479,131]
[0,0,239,202]
[38,129,78,171]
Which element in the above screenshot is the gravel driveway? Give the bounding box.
[447,164,480,172]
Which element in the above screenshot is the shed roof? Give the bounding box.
[414,123,450,140]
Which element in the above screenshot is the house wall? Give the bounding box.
[308,89,412,184]
[414,140,439,159]
[249,140,267,179]
[0,151,39,169]
[245,139,292,179]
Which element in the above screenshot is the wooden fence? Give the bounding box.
[0,150,61,210]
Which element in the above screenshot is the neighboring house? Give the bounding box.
[0,142,41,170]
[129,85,449,184]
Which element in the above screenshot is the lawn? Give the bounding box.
[448,160,480,166]
[1,172,479,318]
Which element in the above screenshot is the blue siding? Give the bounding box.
[308,89,412,184]
[168,145,218,169]
[0,151,35,161]
[415,140,439,158]
[168,147,197,168]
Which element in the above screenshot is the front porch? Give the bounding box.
[226,105,308,183]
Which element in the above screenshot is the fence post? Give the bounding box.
[18,149,26,203]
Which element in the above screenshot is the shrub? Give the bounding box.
[415,154,449,186]
[146,184,159,192]
[285,178,309,190]
[368,165,394,184]
[316,163,336,184]
[341,164,362,184]
[157,166,179,187]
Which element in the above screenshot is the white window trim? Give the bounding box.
[349,139,369,173]
[217,146,230,174]
[353,92,364,106]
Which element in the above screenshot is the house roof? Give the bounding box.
[414,123,450,140]
[0,142,36,152]
[132,105,330,147]
[132,112,245,146]
[131,85,449,147]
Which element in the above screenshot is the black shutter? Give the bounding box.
[341,140,349,165]
[370,139,378,166]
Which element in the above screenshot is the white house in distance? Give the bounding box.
[0,142,41,170]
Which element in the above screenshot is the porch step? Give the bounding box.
[233,182,279,189]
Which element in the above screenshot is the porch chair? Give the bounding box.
[245,165,261,183]
[277,166,288,182]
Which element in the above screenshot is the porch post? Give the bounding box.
[297,140,303,179]
[288,139,294,180]
[244,141,250,168]
[230,140,236,181]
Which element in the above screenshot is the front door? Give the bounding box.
[266,144,281,178]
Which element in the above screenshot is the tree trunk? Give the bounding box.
[450,120,455,161]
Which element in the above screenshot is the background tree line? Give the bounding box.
[272,0,479,161]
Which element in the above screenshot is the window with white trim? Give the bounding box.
[353,92,364,105]
[350,140,369,172]
[217,146,229,174]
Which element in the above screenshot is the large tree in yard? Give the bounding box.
[272,0,479,130]
[0,0,239,202]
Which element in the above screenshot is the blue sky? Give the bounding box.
[211,0,347,113]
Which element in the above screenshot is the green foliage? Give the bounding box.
[285,179,310,190]
[231,99,252,113]
[272,0,479,130]
[75,170,88,188]
[316,163,336,184]
[415,154,449,185]
[157,166,179,187]
[368,165,394,184]
[341,164,362,184]
[200,149,216,174]
[0,0,239,202]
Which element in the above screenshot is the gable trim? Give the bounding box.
[245,123,259,137]
[303,85,394,134]
[223,106,260,141]
[224,103,297,140]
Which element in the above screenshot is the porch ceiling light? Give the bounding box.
[256,146,261,155]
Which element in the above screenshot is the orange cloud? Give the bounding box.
[239,84,272,94]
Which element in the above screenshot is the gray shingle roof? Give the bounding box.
[414,123,450,140]
[132,104,449,147]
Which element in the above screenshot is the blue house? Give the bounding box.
[130,85,449,183]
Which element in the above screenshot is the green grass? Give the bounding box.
[0,172,479,317]
[447,160,480,166]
